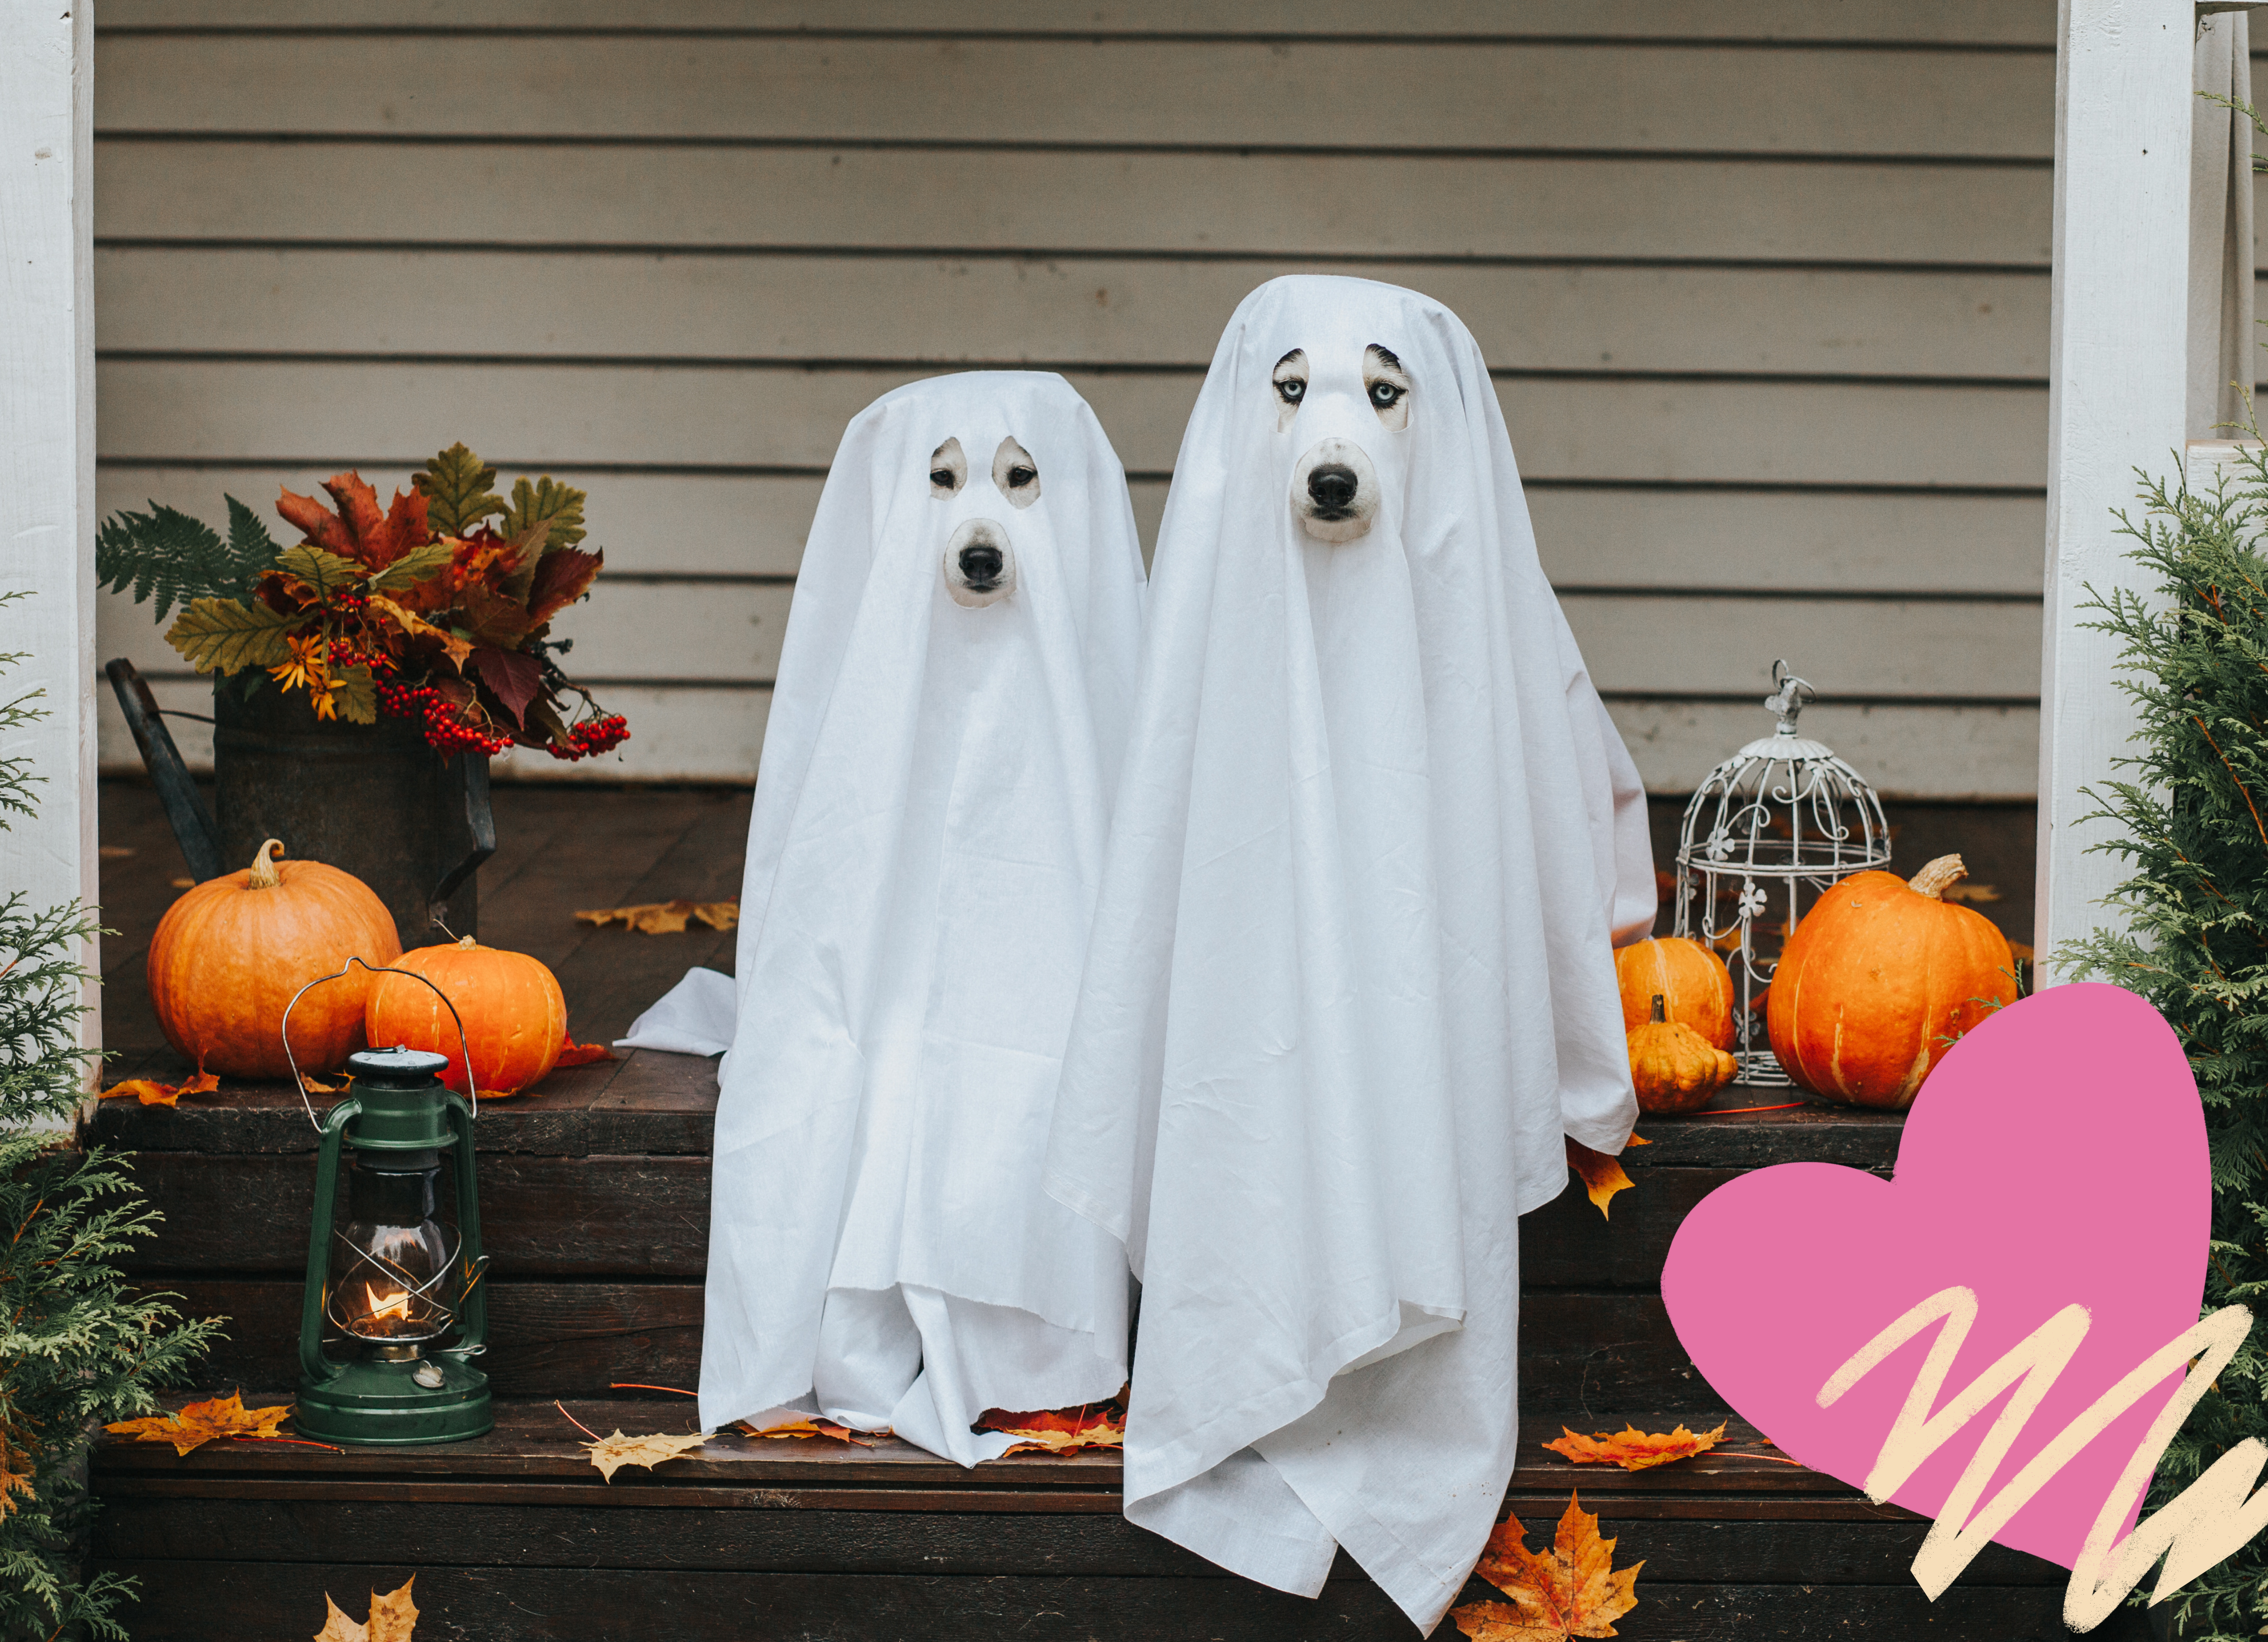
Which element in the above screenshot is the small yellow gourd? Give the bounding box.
[1628,994,1739,1115]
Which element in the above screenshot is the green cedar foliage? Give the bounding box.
[0,597,221,1639]
[2063,451,2268,1638]
[94,497,279,621]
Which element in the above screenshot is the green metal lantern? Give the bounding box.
[285,967,492,1446]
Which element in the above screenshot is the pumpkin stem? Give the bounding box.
[1650,993,1666,1023]
[246,839,285,890]
[457,936,477,950]
[1910,854,1968,901]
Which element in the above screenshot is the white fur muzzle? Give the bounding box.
[944,516,1017,606]
[1290,436,1381,543]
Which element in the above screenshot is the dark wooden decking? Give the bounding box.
[85,779,2081,1639]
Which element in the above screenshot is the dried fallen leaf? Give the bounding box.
[974,1399,1127,1457]
[313,1574,419,1642]
[1453,1494,1642,1641]
[1544,1421,1727,1472]
[1564,1138,1634,1220]
[555,1038,615,1068]
[106,1389,292,1456]
[171,876,196,888]
[582,1427,709,1481]
[736,1415,883,1446]
[300,1073,344,1094]
[100,1071,220,1107]
[574,898,739,935]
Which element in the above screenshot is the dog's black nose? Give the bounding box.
[958,544,1004,585]
[1306,464,1359,512]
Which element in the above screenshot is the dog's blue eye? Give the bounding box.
[1370,382,1403,407]
[1277,379,1305,403]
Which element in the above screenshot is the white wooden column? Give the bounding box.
[2035,0,2198,979]
[0,2,99,1056]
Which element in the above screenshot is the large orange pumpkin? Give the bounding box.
[146,839,400,1077]
[1766,854,2016,1110]
[1614,936,1735,1049]
[365,936,568,1094]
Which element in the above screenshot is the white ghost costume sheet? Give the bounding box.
[698,372,1145,1464]
[1042,278,1653,1629]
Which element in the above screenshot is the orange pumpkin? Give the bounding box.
[1766,854,2016,1110]
[1614,936,1735,1049]
[146,839,400,1077]
[1628,994,1740,1115]
[365,936,568,1094]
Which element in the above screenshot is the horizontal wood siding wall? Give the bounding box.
[89,1,2111,797]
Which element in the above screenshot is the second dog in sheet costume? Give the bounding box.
[1045,277,1654,1629]
[697,373,1146,1463]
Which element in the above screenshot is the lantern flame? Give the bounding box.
[363,1284,413,1325]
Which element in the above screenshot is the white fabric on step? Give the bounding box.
[699,372,1145,1464]
[1042,277,1651,1631]
[615,966,736,1056]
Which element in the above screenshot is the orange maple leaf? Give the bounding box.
[313,1574,419,1642]
[278,473,430,570]
[974,1393,1127,1456]
[736,1416,882,1446]
[1544,1421,1727,1472]
[1564,1137,1634,1220]
[555,1023,615,1068]
[1452,1494,1642,1640]
[100,1072,220,1108]
[105,1390,293,1456]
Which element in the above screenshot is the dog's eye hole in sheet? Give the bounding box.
[929,437,968,497]
[1271,349,1309,408]
[991,436,1042,508]
[1363,344,1413,430]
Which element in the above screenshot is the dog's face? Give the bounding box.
[1272,343,1412,544]
[930,433,1039,606]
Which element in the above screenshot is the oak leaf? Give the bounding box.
[582,1427,708,1481]
[101,1072,220,1107]
[365,540,458,594]
[1565,1138,1634,1220]
[415,442,507,537]
[974,1401,1126,1457]
[1544,1422,1727,1472]
[503,474,587,550]
[313,1575,419,1642]
[106,1389,292,1456]
[737,1416,882,1446]
[165,596,298,673]
[1452,1494,1641,1641]
[574,899,740,935]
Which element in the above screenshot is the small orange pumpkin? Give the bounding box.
[1628,994,1740,1115]
[1766,854,2016,1110]
[1614,936,1735,1049]
[365,936,568,1095]
[146,839,400,1077]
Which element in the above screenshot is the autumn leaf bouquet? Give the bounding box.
[97,443,629,761]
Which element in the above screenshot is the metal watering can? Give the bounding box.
[106,659,495,950]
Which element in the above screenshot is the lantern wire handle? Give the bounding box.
[281,956,479,1135]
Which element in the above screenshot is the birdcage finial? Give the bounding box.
[1765,660,1816,736]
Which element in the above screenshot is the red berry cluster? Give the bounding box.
[547,714,631,760]
[374,679,513,757]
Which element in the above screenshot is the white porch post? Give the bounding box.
[2036,0,2198,978]
[0,2,99,1055]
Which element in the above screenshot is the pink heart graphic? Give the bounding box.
[1662,982,2209,1568]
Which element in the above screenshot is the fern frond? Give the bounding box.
[96,497,280,621]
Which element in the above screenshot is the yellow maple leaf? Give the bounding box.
[736,1416,882,1446]
[105,1389,292,1456]
[1544,1421,1727,1472]
[1453,1494,1642,1640]
[100,1072,220,1107]
[1564,1138,1634,1220]
[573,898,739,935]
[582,1428,708,1482]
[313,1575,418,1642]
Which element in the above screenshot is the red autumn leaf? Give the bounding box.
[974,1395,1127,1456]
[467,644,544,727]
[276,473,431,570]
[526,546,604,627]
[555,1039,615,1067]
[1452,1494,1642,1640]
[1544,1421,1727,1472]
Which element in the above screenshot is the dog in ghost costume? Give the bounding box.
[696,372,1145,1464]
[1044,278,1654,1629]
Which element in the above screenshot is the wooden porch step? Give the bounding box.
[92,1399,2070,1641]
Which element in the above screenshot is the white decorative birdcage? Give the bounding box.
[1673,662,1890,1086]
